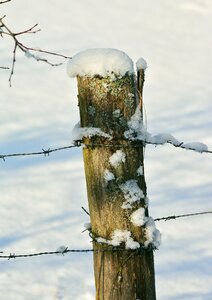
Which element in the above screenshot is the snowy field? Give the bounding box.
[0,0,212,299]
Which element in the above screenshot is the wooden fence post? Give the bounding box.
[73,51,156,300]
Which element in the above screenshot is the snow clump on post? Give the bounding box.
[67,48,134,78]
[109,150,126,167]
[104,169,115,182]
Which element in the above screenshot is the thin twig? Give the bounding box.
[0,0,11,4]
[14,23,40,36]
[0,14,6,21]
[8,42,17,86]
[81,206,90,216]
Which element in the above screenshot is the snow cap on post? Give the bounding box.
[136,57,148,71]
[67,48,134,78]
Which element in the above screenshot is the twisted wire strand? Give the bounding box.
[0,210,211,260]
[0,139,212,161]
[154,210,212,222]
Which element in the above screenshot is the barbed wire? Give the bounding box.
[0,138,212,161]
[0,141,82,161]
[0,247,148,260]
[154,210,212,222]
[0,249,99,260]
[84,140,212,153]
[0,210,211,260]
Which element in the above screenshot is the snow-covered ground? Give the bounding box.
[0,0,212,299]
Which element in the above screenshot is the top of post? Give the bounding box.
[67,48,134,78]
[136,57,148,72]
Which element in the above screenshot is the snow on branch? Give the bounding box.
[0,16,72,86]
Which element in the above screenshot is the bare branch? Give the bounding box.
[8,42,17,86]
[0,14,6,22]
[0,0,11,4]
[0,17,72,85]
